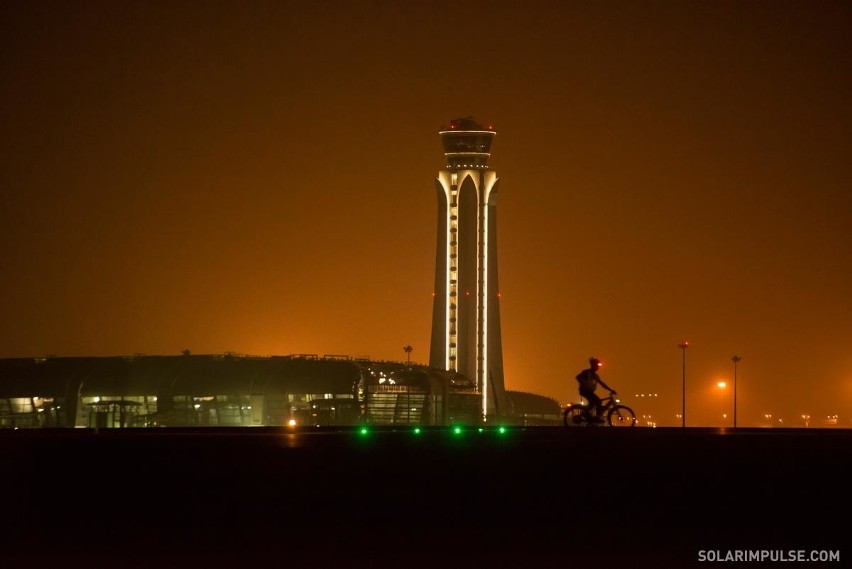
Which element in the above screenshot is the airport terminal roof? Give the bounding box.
[0,354,472,398]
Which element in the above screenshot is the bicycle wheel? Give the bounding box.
[563,404,589,427]
[607,405,636,427]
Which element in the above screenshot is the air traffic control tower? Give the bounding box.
[429,117,508,419]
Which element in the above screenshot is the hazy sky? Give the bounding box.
[2,0,850,426]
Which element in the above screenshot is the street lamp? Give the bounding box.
[678,341,689,427]
[732,355,741,429]
[716,380,729,427]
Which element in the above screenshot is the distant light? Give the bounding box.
[453,426,462,435]
[498,426,507,434]
[478,427,484,433]
[287,419,297,427]
[359,427,369,435]
[717,381,727,388]
[413,427,421,435]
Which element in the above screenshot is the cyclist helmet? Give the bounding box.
[589,357,602,369]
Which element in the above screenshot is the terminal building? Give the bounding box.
[0,354,561,429]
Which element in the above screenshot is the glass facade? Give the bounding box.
[0,355,560,428]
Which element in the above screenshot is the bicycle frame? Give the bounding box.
[580,395,616,417]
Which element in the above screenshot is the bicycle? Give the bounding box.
[563,392,636,427]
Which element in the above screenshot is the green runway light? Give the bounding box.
[453,426,462,435]
[498,426,507,434]
[413,427,421,435]
[478,427,484,433]
[359,427,369,435]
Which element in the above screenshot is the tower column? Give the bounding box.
[429,118,507,420]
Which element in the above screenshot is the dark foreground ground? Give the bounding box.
[2,426,848,568]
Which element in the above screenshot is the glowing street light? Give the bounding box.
[678,341,689,427]
[716,381,730,427]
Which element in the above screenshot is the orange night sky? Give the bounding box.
[2,1,850,426]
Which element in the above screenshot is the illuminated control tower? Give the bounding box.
[429,117,507,419]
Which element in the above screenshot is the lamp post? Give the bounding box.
[732,355,741,429]
[678,341,689,427]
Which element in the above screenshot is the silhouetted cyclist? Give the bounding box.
[576,357,615,423]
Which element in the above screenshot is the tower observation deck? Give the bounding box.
[440,117,496,169]
[429,117,507,420]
